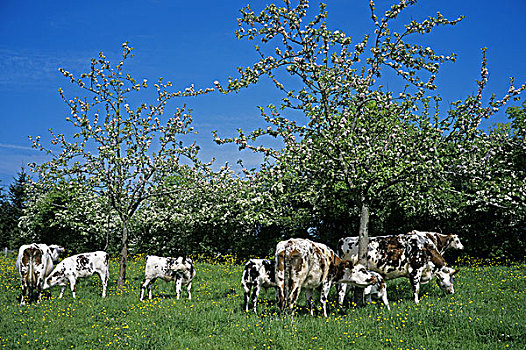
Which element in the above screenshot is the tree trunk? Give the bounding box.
[353,200,370,307]
[117,220,129,289]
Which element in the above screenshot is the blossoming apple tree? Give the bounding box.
[213,0,524,304]
[29,43,214,287]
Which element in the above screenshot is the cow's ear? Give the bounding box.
[452,269,459,275]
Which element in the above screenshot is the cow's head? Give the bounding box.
[43,268,67,289]
[448,235,464,250]
[48,245,65,262]
[339,262,376,287]
[435,266,458,294]
[170,260,190,278]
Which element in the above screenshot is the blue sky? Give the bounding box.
[1,0,525,187]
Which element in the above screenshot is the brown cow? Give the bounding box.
[16,243,64,305]
[275,238,376,317]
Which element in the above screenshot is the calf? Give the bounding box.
[409,230,464,254]
[43,251,109,298]
[275,238,376,317]
[338,234,457,304]
[339,271,390,310]
[140,256,195,301]
[16,243,64,305]
[241,259,277,313]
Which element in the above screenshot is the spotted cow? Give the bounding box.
[16,243,65,305]
[43,251,109,298]
[339,271,390,310]
[275,238,376,317]
[140,256,196,301]
[337,234,458,304]
[408,230,464,255]
[241,259,277,313]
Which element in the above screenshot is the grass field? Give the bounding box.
[0,254,524,349]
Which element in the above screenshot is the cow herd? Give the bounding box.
[242,231,463,316]
[14,230,463,318]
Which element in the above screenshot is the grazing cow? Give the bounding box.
[338,234,457,304]
[241,259,277,313]
[43,251,109,298]
[140,256,195,301]
[421,265,458,294]
[338,271,390,310]
[16,243,65,305]
[408,230,464,254]
[275,238,376,317]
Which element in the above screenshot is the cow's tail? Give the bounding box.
[27,252,34,300]
[28,248,39,300]
[283,247,303,311]
[275,250,287,310]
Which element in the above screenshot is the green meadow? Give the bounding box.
[0,254,524,350]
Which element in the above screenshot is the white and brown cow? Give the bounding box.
[339,271,390,310]
[408,230,464,254]
[275,238,376,317]
[16,243,64,305]
[241,258,277,313]
[43,251,109,299]
[337,234,457,304]
[140,256,195,301]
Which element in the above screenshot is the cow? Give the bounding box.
[408,230,464,254]
[338,271,390,310]
[16,243,65,305]
[42,251,109,299]
[337,234,458,304]
[140,256,195,301]
[275,238,376,317]
[241,258,277,313]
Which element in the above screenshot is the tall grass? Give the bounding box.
[0,254,524,349]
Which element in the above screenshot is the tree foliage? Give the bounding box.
[213,0,525,267]
[0,169,29,249]
[29,43,213,287]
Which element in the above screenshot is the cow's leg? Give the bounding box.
[320,282,332,318]
[148,277,157,299]
[381,290,390,310]
[148,278,159,299]
[277,283,286,311]
[58,285,66,298]
[365,292,372,305]
[20,281,27,306]
[99,271,108,298]
[187,281,193,300]
[140,278,150,301]
[275,253,286,311]
[35,277,43,304]
[288,279,301,315]
[175,277,183,299]
[251,283,261,313]
[242,283,251,312]
[68,277,77,298]
[305,289,314,316]
[409,269,423,304]
[337,283,347,305]
[413,283,420,304]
